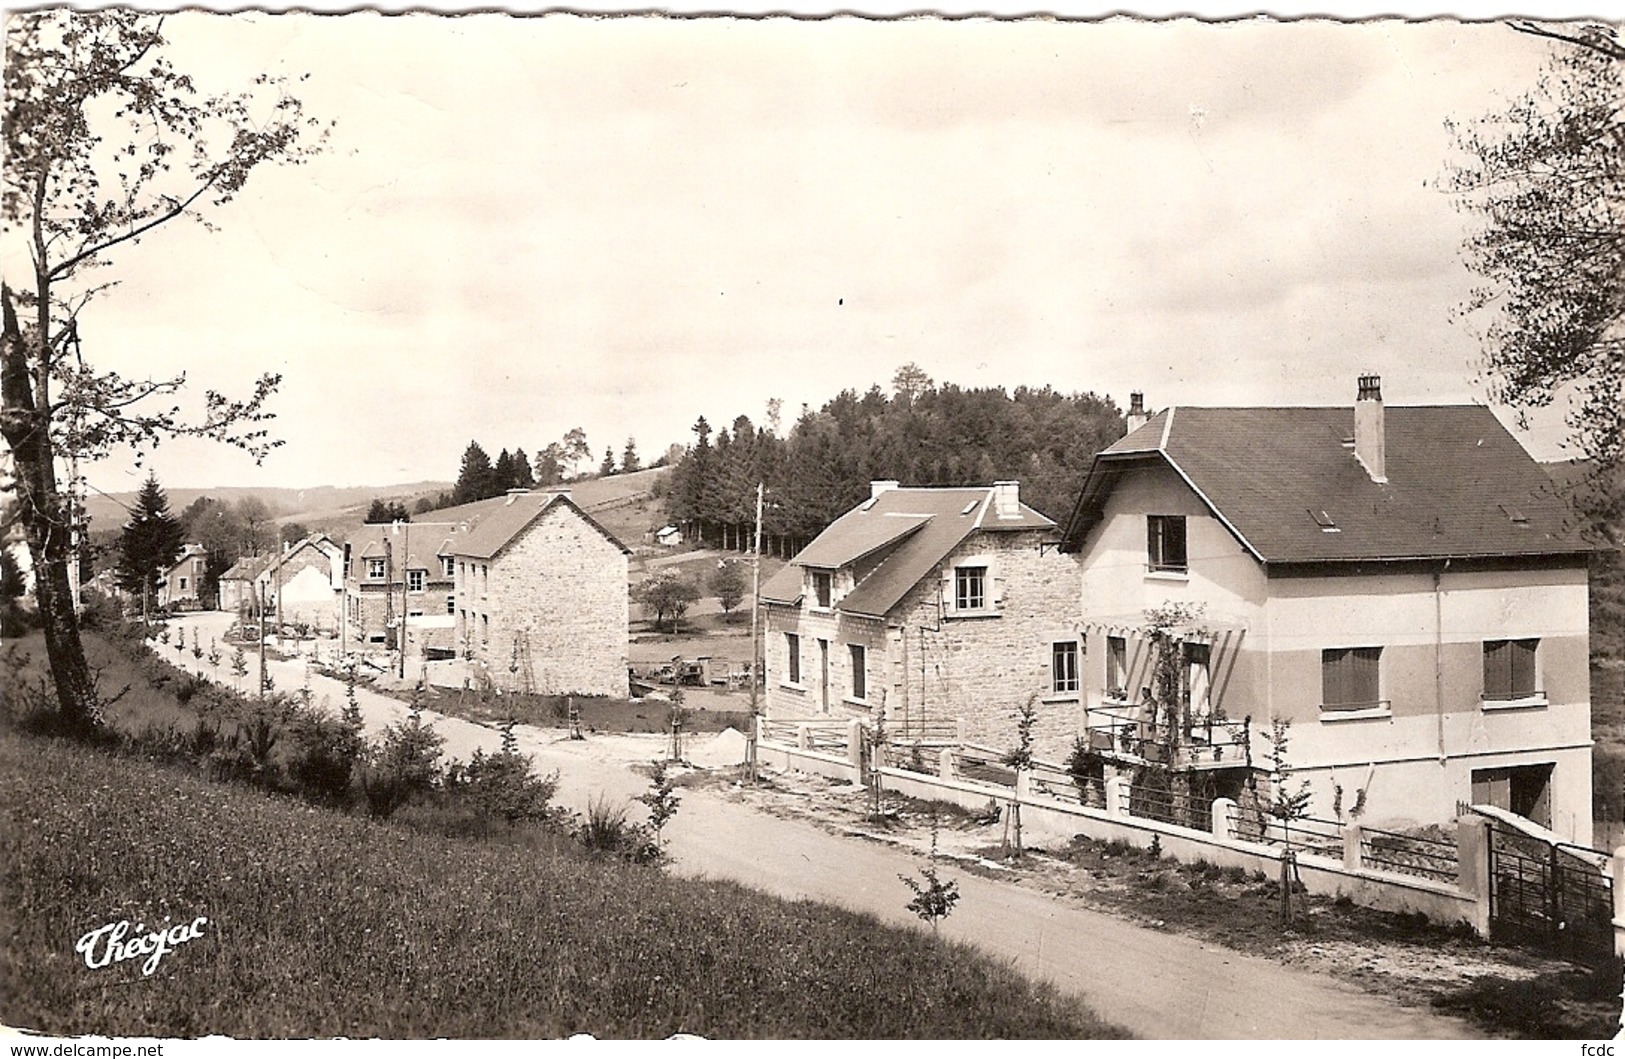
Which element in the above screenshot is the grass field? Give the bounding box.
[0,722,1126,1039]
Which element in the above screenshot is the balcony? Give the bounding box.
[1083,702,1251,771]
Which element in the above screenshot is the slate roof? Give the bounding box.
[762,486,1055,619]
[347,522,463,573]
[220,554,273,582]
[453,491,631,561]
[1063,404,1589,563]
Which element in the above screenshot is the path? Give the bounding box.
[165,612,1482,1040]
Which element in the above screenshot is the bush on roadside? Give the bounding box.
[359,708,445,819]
[287,700,366,807]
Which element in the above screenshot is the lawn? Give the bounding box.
[0,722,1126,1039]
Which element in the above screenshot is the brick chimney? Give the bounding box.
[992,481,1021,520]
[1126,391,1149,436]
[870,480,900,499]
[1354,374,1387,483]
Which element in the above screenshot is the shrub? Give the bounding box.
[359,708,445,819]
[576,795,658,863]
[287,703,365,806]
[448,746,560,827]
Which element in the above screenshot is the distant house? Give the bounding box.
[453,489,630,696]
[655,526,682,547]
[761,481,1080,754]
[262,535,344,631]
[157,544,208,610]
[218,554,273,616]
[1060,378,1597,843]
[342,521,462,648]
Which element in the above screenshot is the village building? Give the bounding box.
[156,543,208,611]
[1060,378,1597,843]
[452,489,630,696]
[218,554,272,617]
[260,535,344,631]
[760,481,1081,754]
[342,521,462,649]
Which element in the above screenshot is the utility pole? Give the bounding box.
[398,520,409,681]
[384,535,395,666]
[746,481,763,782]
[257,577,267,700]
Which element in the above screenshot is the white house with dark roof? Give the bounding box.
[157,543,208,610]
[761,480,1082,755]
[1060,377,1596,842]
[452,489,630,696]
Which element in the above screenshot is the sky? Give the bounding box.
[6,4,1604,495]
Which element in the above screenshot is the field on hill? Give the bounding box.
[0,720,1125,1039]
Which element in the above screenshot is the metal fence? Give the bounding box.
[1359,824,1459,884]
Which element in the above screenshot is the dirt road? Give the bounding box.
[166,613,1482,1040]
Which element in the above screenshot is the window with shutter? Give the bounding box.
[1321,646,1382,710]
[1106,636,1128,700]
[1483,639,1539,700]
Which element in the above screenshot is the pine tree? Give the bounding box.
[511,448,536,489]
[493,449,516,491]
[599,447,616,477]
[453,441,497,505]
[621,437,641,474]
[117,473,186,618]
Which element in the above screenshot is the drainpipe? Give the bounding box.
[1434,559,1451,764]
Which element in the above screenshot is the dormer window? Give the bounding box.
[366,557,386,580]
[811,570,833,609]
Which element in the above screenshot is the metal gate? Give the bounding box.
[1486,820,1616,965]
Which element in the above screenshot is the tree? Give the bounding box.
[561,427,590,480]
[599,446,616,477]
[492,448,516,492]
[116,473,185,619]
[453,441,496,505]
[510,448,535,490]
[364,499,408,524]
[533,443,564,487]
[1446,23,1625,542]
[2,12,328,732]
[621,437,641,474]
[892,361,934,404]
[278,521,309,546]
[710,558,749,619]
[634,570,700,632]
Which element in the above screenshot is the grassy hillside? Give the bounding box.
[0,723,1123,1039]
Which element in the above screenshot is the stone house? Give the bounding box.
[218,554,272,616]
[761,481,1082,756]
[260,535,344,631]
[157,544,208,610]
[1060,378,1597,842]
[342,521,462,648]
[452,490,630,696]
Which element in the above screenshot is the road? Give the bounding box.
[167,612,1483,1040]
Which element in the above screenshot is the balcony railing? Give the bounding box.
[1083,703,1250,770]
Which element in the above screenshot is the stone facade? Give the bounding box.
[765,524,1084,760]
[455,502,628,696]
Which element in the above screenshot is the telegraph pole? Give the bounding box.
[398,520,409,680]
[747,482,763,782]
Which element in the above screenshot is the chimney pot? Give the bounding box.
[1125,392,1150,437]
[870,480,900,499]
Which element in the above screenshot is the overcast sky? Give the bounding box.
[23,7,1593,494]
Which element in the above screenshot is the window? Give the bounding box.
[366,557,386,580]
[785,633,802,684]
[1484,639,1539,701]
[1147,515,1188,573]
[1183,642,1212,719]
[955,566,988,611]
[446,598,456,615]
[811,570,833,609]
[178,576,188,591]
[1052,641,1079,695]
[849,643,867,701]
[407,569,426,593]
[1322,647,1382,710]
[480,614,489,644]
[1106,636,1128,699]
[442,557,455,578]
